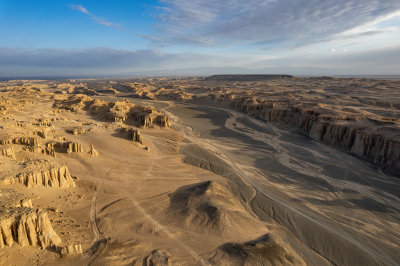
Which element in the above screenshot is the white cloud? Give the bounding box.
[70,4,121,29]
[341,10,400,36]
[70,5,89,14]
[91,17,122,29]
[151,0,400,47]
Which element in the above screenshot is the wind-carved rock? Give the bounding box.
[215,95,400,176]
[143,249,171,266]
[66,127,86,135]
[14,166,75,188]
[41,141,87,157]
[67,142,84,153]
[87,144,99,156]
[0,208,62,249]
[0,146,15,159]
[122,127,143,144]
[0,137,38,146]
[0,159,76,188]
[60,243,83,255]
[53,95,170,128]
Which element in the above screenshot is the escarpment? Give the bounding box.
[13,165,75,188]
[0,189,62,250]
[217,96,400,176]
[0,208,62,249]
[0,159,75,188]
[43,141,84,155]
[53,95,170,128]
[0,136,38,146]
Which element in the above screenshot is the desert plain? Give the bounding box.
[0,75,399,265]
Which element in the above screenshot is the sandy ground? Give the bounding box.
[0,77,399,265]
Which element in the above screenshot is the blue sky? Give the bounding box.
[1,0,400,77]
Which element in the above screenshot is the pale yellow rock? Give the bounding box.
[87,144,99,156]
[0,159,75,188]
[61,243,83,255]
[122,127,143,144]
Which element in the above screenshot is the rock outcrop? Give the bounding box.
[61,243,83,255]
[122,127,143,144]
[166,181,261,235]
[122,82,156,100]
[215,95,400,176]
[0,136,38,146]
[0,189,34,208]
[53,95,170,128]
[143,249,171,266]
[87,144,99,157]
[45,141,83,154]
[210,234,305,266]
[40,141,98,157]
[0,208,62,249]
[66,127,86,135]
[0,159,76,188]
[0,146,15,159]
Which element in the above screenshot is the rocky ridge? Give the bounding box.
[0,158,76,188]
[53,95,170,128]
[220,95,400,175]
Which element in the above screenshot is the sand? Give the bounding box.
[0,76,399,265]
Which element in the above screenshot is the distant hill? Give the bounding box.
[205,74,294,81]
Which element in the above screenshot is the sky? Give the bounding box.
[0,0,400,77]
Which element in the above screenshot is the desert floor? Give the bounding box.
[0,76,399,265]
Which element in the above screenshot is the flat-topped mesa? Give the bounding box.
[142,113,170,128]
[153,89,194,102]
[53,95,170,128]
[206,74,294,81]
[41,141,89,157]
[0,208,62,249]
[122,83,155,99]
[122,127,143,144]
[106,100,170,128]
[224,96,400,176]
[0,159,76,188]
[71,86,99,96]
[0,136,38,147]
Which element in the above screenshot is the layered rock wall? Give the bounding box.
[0,137,38,146]
[1,165,76,188]
[0,208,62,249]
[122,127,143,144]
[228,97,400,176]
[53,95,170,128]
[0,146,15,159]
